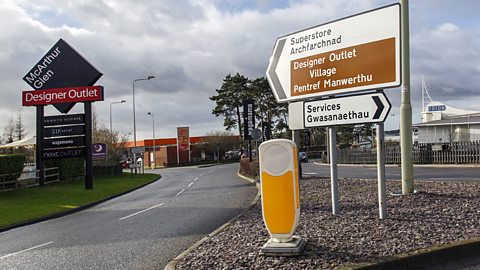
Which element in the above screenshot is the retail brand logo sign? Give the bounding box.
[23,39,103,113]
[266,4,400,102]
[177,127,190,151]
[22,86,104,106]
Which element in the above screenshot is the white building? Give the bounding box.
[414,79,480,143]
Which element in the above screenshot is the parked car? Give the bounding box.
[299,151,308,163]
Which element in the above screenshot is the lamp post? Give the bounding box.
[109,100,125,166]
[147,112,156,169]
[132,76,155,173]
[110,100,126,140]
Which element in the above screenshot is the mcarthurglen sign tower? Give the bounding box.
[22,39,103,190]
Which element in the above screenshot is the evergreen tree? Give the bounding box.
[210,73,249,139]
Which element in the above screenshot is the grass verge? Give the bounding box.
[0,173,159,228]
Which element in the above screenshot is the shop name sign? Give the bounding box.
[266,4,400,102]
[22,86,104,106]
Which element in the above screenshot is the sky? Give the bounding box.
[1,0,480,141]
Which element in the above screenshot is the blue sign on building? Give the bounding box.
[428,105,446,112]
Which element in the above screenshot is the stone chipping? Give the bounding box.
[176,178,480,269]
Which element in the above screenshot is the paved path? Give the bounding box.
[0,164,257,269]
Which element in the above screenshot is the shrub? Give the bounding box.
[239,157,259,179]
[93,165,122,176]
[0,154,26,181]
[45,158,84,181]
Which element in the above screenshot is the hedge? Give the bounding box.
[0,154,26,181]
[93,164,122,177]
[45,158,84,181]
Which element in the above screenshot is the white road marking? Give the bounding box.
[194,177,199,182]
[175,189,186,197]
[0,241,53,260]
[303,172,318,175]
[188,182,194,187]
[119,203,164,221]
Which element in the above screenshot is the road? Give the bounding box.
[0,163,257,270]
[303,162,480,181]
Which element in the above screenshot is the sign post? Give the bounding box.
[22,39,103,190]
[267,5,400,220]
[376,123,387,219]
[328,127,339,215]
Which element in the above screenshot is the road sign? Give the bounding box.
[266,4,400,103]
[23,39,103,113]
[44,114,85,126]
[130,147,145,154]
[251,128,262,140]
[304,92,391,128]
[44,125,85,138]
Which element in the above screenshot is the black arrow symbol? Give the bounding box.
[372,96,384,119]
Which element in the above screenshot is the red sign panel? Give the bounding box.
[22,85,104,106]
[177,127,190,151]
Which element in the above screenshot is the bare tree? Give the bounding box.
[3,116,14,143]
[15,110,27,140]
[91,112,129,165]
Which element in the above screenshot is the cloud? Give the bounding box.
[1,0,479,140]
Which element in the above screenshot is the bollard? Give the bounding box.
[259,139,305,256]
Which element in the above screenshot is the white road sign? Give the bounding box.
[304,92,391,127]
[130,147,145,154]
[266,4,400,103]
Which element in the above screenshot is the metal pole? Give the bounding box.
[400,0,414,194]
[85,102,93,190]
[36,106,44,186]
[132,76,154,173]
[292,130,301,180]
[249,139,252,162]
[328,127,339,215]
[376,123,386,219]
[153,118,155,169]
[133,80,138,174]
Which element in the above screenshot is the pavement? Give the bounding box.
[164,166,480,270]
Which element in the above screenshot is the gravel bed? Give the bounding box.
[176,178,480,269]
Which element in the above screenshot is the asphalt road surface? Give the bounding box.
[303,162,480,181]
[0,163,257,270]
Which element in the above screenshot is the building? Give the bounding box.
[124,135,241,167]
[414,79,480,143]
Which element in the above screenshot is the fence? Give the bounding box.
[0,167,59,190]
[319,141,480,164]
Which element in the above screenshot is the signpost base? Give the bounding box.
[260,236,306,257]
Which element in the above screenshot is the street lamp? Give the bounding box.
[110,100,126,140]
[147,112,156,169]
[132,76,155,173]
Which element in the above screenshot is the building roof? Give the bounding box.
[124,135,240,148]
[414,113,480,127]
[0,136,36,148]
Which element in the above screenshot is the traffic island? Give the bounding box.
[174,178,480,269]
